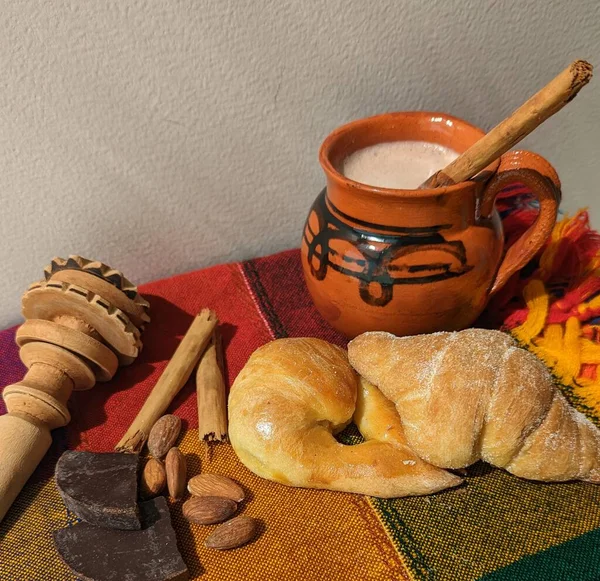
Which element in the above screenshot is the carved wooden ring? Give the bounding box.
[22,282,141,364]
[2,386,71,429]
[16,319,118,382]
[48,270,150,328]
[19,341,96,391]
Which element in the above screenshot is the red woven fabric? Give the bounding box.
[0,255,342,453]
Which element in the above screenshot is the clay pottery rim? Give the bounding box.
[319,111,501,199]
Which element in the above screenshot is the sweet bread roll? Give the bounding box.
[228,338,461,497]
[348,329,600,483]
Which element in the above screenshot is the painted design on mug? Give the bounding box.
[302,190,473,307]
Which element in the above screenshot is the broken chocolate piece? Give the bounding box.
[55,451,140,530]
[54,496,189,581]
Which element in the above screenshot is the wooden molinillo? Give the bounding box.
[0,256,149,523]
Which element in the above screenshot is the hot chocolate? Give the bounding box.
[342,140,459,189]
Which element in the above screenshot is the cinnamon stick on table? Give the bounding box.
[421,59,593,188]
[196,329,228,443]
[116,309,218,453]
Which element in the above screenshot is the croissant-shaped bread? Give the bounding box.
[348,329,600,483]
[228,338,461,497]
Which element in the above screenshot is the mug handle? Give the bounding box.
[479,150,561,296]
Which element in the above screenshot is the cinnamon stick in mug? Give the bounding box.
[421,59,593,188]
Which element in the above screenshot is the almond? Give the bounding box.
[187,474,245,502]
[165,447,187,500]
[140,458,166,499]
[147,415,181,459]
[182,496,237,525]
[205,515,259,550]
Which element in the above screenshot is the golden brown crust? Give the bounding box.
[228,338,461,497]
[348,329,600,483]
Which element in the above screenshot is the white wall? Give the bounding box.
[1,0,599,328]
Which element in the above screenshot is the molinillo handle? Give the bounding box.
[0,416,53,521]
[0,348,76,521]
[420,59,593,188]
[0,256,149,523]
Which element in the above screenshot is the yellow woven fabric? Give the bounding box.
[172,430,410,581]
[0,443,75,580]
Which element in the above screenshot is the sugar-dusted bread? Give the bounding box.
[348,329,600,483]
[228,338,461,497]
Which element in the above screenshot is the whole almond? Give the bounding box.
[205,515,259,550]
[182,496,237,525]
[147,415,181,458]
[140,458,166,499]
[187,473,245,502]
[165,447,187,500]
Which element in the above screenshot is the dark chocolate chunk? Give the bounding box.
[54,497,189,581]
[55,451,140,529]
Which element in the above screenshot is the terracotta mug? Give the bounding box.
[301,111,561,338]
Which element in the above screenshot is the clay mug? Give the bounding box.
[301,111,561,338]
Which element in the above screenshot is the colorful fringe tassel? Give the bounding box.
[492,204,600,423]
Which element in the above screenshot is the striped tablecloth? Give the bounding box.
[2,190,600,580]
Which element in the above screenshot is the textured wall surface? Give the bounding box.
[0,0,599,327]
